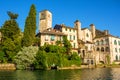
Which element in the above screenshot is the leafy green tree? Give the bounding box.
[14,46,38,70]
[0,51,5,63]
[56,40,62,46]
[22,4,36,47]
[41,44,66,53]
[63,36,72,54]
[34,50,48,70]
[1,11,21,62]
[7,11,18,19]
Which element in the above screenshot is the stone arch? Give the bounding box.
[105,47,109,52]
[96,40,99,45]
[96,47,100,51]
[101,47,104,52]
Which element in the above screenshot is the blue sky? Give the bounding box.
[0,0,120,36]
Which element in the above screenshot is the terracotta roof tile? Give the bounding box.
[40,28,66,36]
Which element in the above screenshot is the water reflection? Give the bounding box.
[0,68,120,80]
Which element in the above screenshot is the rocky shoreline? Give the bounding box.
[0,63,16,70]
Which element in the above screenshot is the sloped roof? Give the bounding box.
[94,29,120,39]
[54,24,77,31]
[40,28,66,36]
[86,41,93,44]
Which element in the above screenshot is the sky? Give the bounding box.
[0,0,120,36]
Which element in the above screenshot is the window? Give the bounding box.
[115,48,117,52]
[70,35,72,40]
[86,33,89,37]
[101,47,104,52]
[45,35,49,41]
[101,40,104,45]
[73,36,75,40]
[105,47,109,52]
[96,40,99,46]
[41,13,45,19]
[118,41,120,45]
[99,41,101,45]
[119,48,120,53]
[116,55,118,61]
[65,28,67,31]
[114,40,117,45]
[96,47,100,51]
[69,29,71,32]
[105,39,109,45]
[73,43,76,48]
[73,30,75,32]
[51,35,55,41]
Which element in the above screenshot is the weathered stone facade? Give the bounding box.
[38,10,120,64]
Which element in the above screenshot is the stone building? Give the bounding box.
[94,30,120,64]
[37,10,120,64]
[54,24,78,52]
[39,28,66,46]
[39,10,52,32]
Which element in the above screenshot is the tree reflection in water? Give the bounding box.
[0,68,120,80]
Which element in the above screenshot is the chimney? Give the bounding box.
[104,30,109,35]
[74,20,81,40]
[90,24,96,38]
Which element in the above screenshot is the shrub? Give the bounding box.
[13,46,38,70]
[34,50,48,70]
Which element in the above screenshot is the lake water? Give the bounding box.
[0,68,120,80]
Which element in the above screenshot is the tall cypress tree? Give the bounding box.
[22,4,36,47]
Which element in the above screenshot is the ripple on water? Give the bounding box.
[0,68,120,80]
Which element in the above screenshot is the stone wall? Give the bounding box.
[0,63,16,70]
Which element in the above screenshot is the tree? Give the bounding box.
[56,40,62,46]
[13,46,38,70]
[40,44,66,54]
[7,11,18,20]
[63,36,72,54]
[1,11,21,62]
[34,50,48,70]
[22,4,36,47]
[0,51,5,63]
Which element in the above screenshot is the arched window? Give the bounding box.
[115,48,117,52]
[105,39,109,45]
[116,55,118,61]
[119,48,120,53]
[96,40,99,46]
[105,47,109,52]
[101,40,104,45]
[101,47,104,52]
[96,47,100,51]
[114,40,117,45]
[86,33,89,37]
[118,41,120,46]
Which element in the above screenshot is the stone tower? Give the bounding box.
[39,10,52,32]
[74,20,81,40]
[90,24,96,38]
